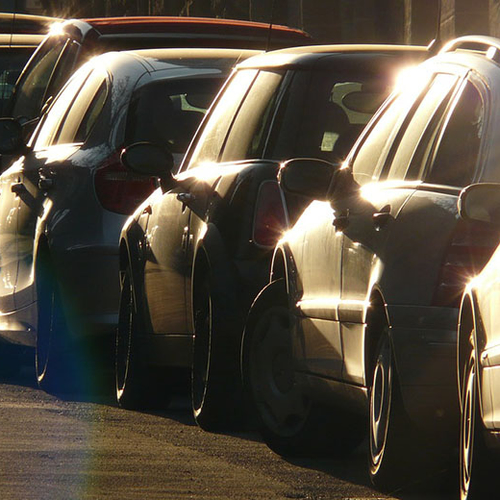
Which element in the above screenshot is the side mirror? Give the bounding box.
[0,118,26,155]
[458,183,500,224]
[279,158,341,201]
[121,142,174,178]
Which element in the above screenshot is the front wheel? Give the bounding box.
[244,281,364,457]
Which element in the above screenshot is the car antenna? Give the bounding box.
[427,0,442,55]
[266,0,277,52]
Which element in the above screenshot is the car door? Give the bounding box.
[335,71,463,386]
[14,66,105,310]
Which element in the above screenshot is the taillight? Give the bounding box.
[433,220,500,307]
[252,180,288,247]
[94,155,157,215]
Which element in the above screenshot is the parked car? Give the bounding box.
[0,13,59,116]
[117,44,427,427]
[0,47,256,391]
[5,16,311,128]
[456,182,500,499]
[242,35,500,490]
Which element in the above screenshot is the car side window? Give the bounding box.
[55,69,108,145]
[425,81,484,187]
[183,69,258,170]
[220,70,283,162]
[10,36,68,122]
[384,73,459,181]
[32,66,92,150]
[350,73,431,186]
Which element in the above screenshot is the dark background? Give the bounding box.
[2,0,499,46]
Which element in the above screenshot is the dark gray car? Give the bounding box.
[0,47,256,392]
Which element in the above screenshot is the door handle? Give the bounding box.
[11,182,26,195]
[38,169,54,191]
[332,209,349,231]
[372,205,392,230]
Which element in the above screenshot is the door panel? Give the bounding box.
[286,200,344,379]
[337,184,416,384]
[144,189,191,335]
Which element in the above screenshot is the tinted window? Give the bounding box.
[126,77,225,166]
[220,70,283,162]
[184,69,257,169]
[269,62,418,168]
[33,66,91,150]
[425,81,484,187]
[351,74,431,185]
[56,69,108,145]
[10,36,67,121]
[0,47,34,116]
[385,73,458,181]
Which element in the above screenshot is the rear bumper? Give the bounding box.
[388,304,459,437]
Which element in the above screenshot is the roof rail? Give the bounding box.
[440,35,500,63]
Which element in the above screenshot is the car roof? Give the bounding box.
[0,33,45,47]
[0,12,60,34]
[237,44,429,70]
[126,47,261,69]
[52,16,312,49]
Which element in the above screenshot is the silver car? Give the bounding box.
[0,47,257,392]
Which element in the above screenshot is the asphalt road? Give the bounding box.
[0,364,457,500]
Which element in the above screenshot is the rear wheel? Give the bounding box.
[244,281,364,457]
[368,330,421,490]
[115,265,170,410]
[459,338,499,499]
[192,272,242,430]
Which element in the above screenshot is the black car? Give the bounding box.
[117,44,427,429]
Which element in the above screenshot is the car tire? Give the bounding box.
[115,265,171,410]
[191,271,243,431]
[368,329,423,490]
[244,280,364,457]
[459,339,498,500]
[35,257,75,393]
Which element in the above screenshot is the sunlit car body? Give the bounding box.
[242,36,500,490]
[117,44,427,427]
[0,47,255,391]
[456,182,500,499]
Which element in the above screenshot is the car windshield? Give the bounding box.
[125,76,225,166]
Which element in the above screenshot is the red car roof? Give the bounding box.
[82,16,311,43]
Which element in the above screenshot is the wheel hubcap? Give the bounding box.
[370,338,392,469]
[461,357,475,497]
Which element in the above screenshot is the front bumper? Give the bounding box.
[388,304,459,437]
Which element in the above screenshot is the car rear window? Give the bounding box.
[125,76,226,167]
